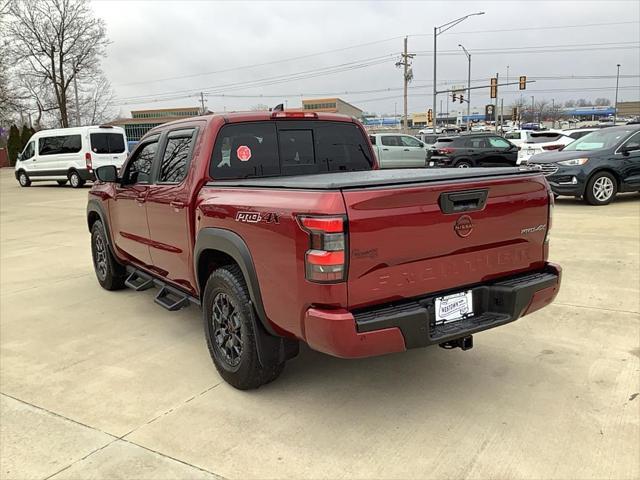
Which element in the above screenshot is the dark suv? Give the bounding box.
[427,134,518,168]
[527,125,640,205]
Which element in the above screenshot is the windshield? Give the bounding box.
[563,128,634,151]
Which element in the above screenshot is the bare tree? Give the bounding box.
[6,0,109,127]
[564,99,576,108]
[576,98,589,107]
[535,99,549,120]
[77,74,115,125]
[594,97,611,106]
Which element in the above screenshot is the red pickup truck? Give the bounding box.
[87,111,561,389]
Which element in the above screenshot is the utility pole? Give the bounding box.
[396,37,414,133]
[73,75,81,127]
[199,92,206,114]
[494,72,499,133]
[500,98,504,131]
[614,64,621,125]
[531,95,535,124]
[458,44,472,132]
[433,12,485,134]
[551,98,555,128]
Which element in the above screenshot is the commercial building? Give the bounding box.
[301,98,363,118]
[616,101,640,118]
[110,107,203,141]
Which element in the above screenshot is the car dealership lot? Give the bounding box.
[1,168,638,480]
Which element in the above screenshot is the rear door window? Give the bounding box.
[465,137,488,148]
[528,132,563,143]
[488,137,511,148]
[210,121,373,179]
[381,136,401,146]
[158,129,196,183]
[90,132,126,154]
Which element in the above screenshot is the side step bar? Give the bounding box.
[124,267,199,311]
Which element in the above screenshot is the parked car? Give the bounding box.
[15,125,128,188]
[369,133,427,168]
[562,128,599,140]
[87,110,561,389]
[517,131,576,164]
[528,125,640,205]
[503,129,530,147]
[427,134,518,168]
[415,133,441,148]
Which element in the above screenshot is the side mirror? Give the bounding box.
[621,145,639,156]
[95,165,118,183]
[17,152,23,161]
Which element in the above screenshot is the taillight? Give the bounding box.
[271,111,318,119]
[542,144,563,151]
[298,216,346,283]
[85,152,92,171]
[438,147,456,155]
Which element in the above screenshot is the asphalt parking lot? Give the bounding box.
[1,167,639,480]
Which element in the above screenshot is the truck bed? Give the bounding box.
[209,167,537,190]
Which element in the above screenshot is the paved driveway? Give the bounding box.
[1,168,638,479]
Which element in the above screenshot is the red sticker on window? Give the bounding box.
[236,145,252,162]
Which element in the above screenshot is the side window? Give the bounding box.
[400,136,422,147]
[489,137,511,148]
[123,141,158,184]
[465,138,486,148]
[381,136,400,147]
[158,130,196,183]
[22,141,35,160]
[623,133,640,152]
[39,135,82,156]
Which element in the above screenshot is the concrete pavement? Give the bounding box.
[1,168,638,479]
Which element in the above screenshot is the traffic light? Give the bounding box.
[519,76,527,90]
[427,109,433,123]
[459,94,464,104]
[512,107,518,122]
[490,77,498,99]
[452,93,457,102]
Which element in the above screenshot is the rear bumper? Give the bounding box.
[303,263,561,358]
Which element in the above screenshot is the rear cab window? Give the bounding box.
[210,121,373,180]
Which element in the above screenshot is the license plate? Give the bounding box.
[435,290,473,324]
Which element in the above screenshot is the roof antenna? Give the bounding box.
[272,103,284,112]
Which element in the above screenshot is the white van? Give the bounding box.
[15,125,128,188]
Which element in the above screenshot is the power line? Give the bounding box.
[409,21,639,37]
[113,22,639,88]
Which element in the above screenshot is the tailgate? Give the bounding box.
[343,173,550,310]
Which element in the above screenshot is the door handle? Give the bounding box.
[403,148,410,151]
[382,148,389,151]
[170,200,186,210]
[135,191,148,205]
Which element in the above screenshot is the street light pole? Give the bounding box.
[459,44,471,131]
[432,12,484,132]
[531,95,535,124]
[614,64,621,125]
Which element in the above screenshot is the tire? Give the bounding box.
[17,171,31,187]
[584,172,617,205]
[455,160,473,168]
[91,220,126,290]
[203,265,284,390]
[57,180,68,186]
[69,170,85,188]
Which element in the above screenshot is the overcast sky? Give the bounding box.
[92,0,640,117]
